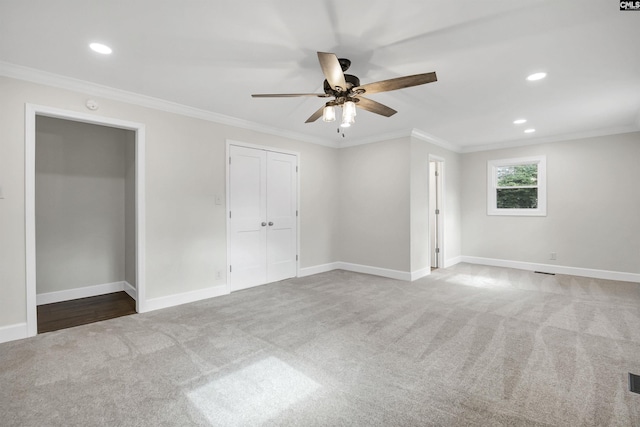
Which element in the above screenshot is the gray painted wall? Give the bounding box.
[461,132,640,273]
[338,138,411,271]
[337,137,463,274]
[35,116,133,294]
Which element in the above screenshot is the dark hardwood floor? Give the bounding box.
[37,291,136,334]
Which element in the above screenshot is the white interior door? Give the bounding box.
[229,145,267,291]
[228,145,297,291]
[266,151,297,282]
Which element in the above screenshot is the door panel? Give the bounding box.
[266,152,297,283]
[229,146,267,291]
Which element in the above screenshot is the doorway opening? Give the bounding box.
[429,157,444,270]
[25,104,146,336]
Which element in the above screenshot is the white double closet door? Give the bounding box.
[228,145,298,292]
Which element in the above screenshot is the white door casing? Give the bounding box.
[429,156,445,269]
[25,104,146,338]
[228,144,298,291]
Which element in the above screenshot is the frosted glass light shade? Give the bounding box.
[341,101,356,127]
[322,105,336,122]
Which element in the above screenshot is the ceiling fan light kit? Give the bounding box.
[252,52,437,130]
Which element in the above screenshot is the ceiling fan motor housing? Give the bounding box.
[323,74,361,97]
[338,58,351,71]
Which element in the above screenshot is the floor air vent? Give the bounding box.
[534,271,556,275]
[630,373,640,394]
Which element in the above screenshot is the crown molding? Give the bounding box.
[337,128,465,152]
[0,61,338,148]
[461,124,640,153]
[410,128,463,153]
[0,61,459,152]
[3,61,634,154]
[338,129,412,148]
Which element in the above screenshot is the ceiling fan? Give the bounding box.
[252,52,437,128]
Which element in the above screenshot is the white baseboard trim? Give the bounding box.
[410,267,431,281]
[123,281,136,300]
[298,263,340,277]
[336,262,411,281]
[444,256,462,268]
[461,256,640,283]
[36,281,133,305]
[299,261,420,281]
[143,284,230,313]
[0,322,28,344]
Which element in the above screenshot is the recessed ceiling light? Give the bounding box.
[89,42,112,55]
[526,72,547,81]
[524,128,536,133]
[513,119,527,124]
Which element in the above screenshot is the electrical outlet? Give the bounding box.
[550,252,557,260]
[216,270,222,280]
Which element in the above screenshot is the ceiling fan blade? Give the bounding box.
[355,97,397,117]
[252,93,330,98]
[305,105,325,123]
[317,52,347,92]
[355,72,437,95]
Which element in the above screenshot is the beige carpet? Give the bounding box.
[1,263,639,426]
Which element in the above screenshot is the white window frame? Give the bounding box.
[487,155,546,216]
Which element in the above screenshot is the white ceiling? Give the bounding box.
[1,0,639,150]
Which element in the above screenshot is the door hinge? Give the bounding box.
[296,166,298,173]
[229,211,232,218]
[296,210,298,217]
[230,265,232,272]
[435,209,440,215]
[435,171,439,177]
[435,248,440,254]
[296,255,298,261]
[229,157,231,164]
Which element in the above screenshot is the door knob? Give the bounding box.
[268,222,274,226]
[261,222,267,226]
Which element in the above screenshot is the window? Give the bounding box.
[487,155,546,216]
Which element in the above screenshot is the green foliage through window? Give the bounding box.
[496,164,538,209]
[497,188,538,208]
[497,164,538,187]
